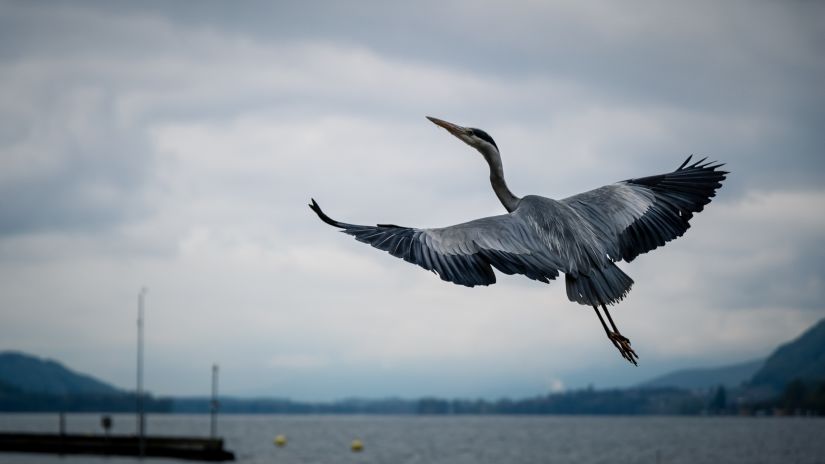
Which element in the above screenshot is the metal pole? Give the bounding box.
[137,287,147,457]
[210,364,219,438]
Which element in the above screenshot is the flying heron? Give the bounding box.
[309,117,727,365]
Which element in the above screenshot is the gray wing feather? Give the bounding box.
[309,200,561,287]
[562,156,728,262]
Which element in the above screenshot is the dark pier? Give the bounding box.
[0,432,235,461]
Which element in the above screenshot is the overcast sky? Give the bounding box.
[0,0,823,400]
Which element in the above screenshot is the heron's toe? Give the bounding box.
[609,332,638,366]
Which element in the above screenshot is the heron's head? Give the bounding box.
[427,116,498,155]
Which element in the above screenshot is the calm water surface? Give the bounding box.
[1,413,823,464]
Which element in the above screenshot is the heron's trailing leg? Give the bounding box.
[593,305,638,366]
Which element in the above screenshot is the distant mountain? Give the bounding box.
[0,379,22,395]
[749,318,825,391]
[638,359,764,390]
[0,351,122,396]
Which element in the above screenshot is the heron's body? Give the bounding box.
[310,117,728,364]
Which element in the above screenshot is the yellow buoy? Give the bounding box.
[351,439,364,452]
[274,435,287,447]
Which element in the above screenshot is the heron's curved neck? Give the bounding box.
[481,145,520,212]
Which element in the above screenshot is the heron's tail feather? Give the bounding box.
[565,263,634,307]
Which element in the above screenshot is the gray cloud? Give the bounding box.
[0,95,153,235]
[0,1,823,398]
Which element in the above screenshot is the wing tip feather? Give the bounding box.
[308,198,346,228]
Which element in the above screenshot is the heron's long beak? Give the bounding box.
[427,116,468,137]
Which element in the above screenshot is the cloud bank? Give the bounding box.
[0,0,823,399]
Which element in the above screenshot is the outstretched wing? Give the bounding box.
[561,156,728,262]
[309,199,563,287]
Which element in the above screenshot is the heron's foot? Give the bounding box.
[608,332,638,366]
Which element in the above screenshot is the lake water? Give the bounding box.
[1,413,823,464]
